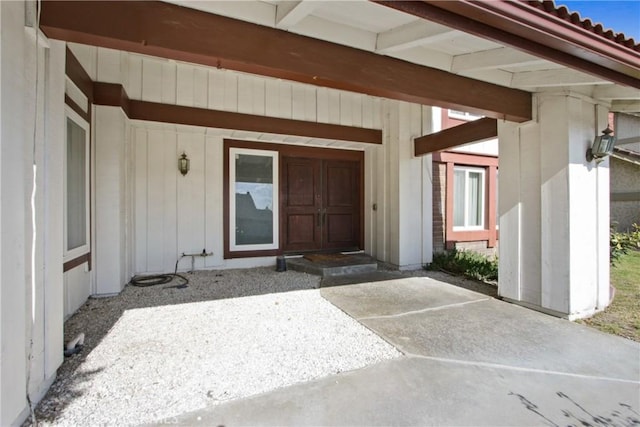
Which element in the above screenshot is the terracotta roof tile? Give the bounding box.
[528,0,640,52]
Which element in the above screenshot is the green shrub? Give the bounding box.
[610,223,640,266]
[426,249,498,282]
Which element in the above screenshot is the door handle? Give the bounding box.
[317,209,321,227]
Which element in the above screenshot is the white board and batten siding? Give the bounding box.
[122,50,386,128]
[126,51,386,274]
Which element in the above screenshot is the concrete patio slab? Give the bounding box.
[320,277,489,318]
[172,356,639,426]
[158,277,639,427]
[360,298,640,381]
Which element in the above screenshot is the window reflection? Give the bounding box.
[235,154,274,245]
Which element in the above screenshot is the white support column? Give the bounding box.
[0,2,29,424]
[94,106,128,295]
[379,100,428,270]
[42,39,65,388]
[498,91,611,319]
[1,3,66,424]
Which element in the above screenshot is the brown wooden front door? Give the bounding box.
[281,156,361,253]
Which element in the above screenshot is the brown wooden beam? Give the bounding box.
[63,252,91,272]
[376,1,640,89]
[93,82,131,117]
[66,47,93,102]
[414,118,497,156]
[93,82,382,144]
[40,1,532,122]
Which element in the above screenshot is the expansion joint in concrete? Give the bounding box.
[403,355,640,385]
[358,297,491,321]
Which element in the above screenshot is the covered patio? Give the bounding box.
[2,1,639,425]
[29,271,640,425]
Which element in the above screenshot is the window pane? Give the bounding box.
[453,169,465,227]
[66,118,87,251]
[467,171,482,227]
[235,154,274,245]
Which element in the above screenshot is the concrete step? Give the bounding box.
[320,270,405,288]
[285,253,378,278]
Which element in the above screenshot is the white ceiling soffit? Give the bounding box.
[163,0,640,112]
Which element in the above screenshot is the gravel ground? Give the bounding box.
[27,268,401,426]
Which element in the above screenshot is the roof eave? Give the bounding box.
[374,0,640,89]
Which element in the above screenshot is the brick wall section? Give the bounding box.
[432,162,447,253]
[456,240,498,257]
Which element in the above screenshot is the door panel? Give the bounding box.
[281,157,322,252]
[323,160,360,250]
[282,155,361,252]
[286,214,316,244]
[287,163,316,207]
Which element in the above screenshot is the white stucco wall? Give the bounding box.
[498,91,611,319]
[1,2,65,424]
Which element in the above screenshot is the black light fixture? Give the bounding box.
[586,126,616,163]
[178,152,190,176]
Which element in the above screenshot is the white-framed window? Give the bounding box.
[448,109,483,121]
[64,107,90,261]
[229,147,279,251]
[453,166,485,230]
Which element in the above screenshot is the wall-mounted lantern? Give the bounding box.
[178,152,190,176]
[586,126,616,163]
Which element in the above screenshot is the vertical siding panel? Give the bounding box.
[161,62,177,105]
[362,96,374,129]
[96,47,121,84]
[292,86,306,120]
[237,74,254,114]
[176,63,194,106]
[193,67,209,108]
[176,132,206,269]
[146,129,165,273]
[224,72,238,112]
[120,52,130,95]
[304,86,316,122]
[141,59,162,103]
[208,69,225,110]
[328,89,341,124]
[252,77,266,116]
[127,55,143,100]
[317,87,329,123]
[204,135,224,267]
[372,97,382,129]
[134,128,148,273]
[340,92,353,126]
[351,95,363,128]
[278,81,292,119]
[163,131,178,272]
[265,79,279,117]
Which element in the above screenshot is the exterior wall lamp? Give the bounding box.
[586,126,616,163]
[178,152,190,176]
